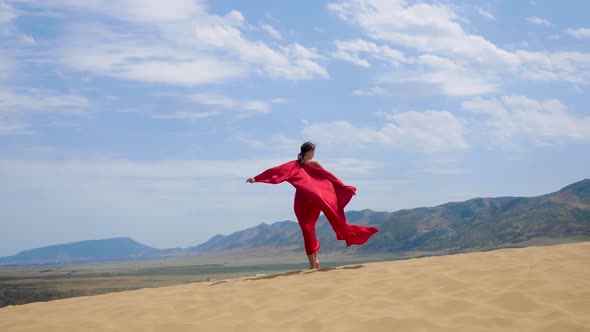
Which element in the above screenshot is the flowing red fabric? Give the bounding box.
[253,160,379,253]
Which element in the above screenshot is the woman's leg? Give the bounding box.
[294,191,321,269]
[312,252,320,269]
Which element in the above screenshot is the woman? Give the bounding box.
[246,142,379,269]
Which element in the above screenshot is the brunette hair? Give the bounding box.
[297,141,316,165]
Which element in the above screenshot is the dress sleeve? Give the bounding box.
[253,161,298,184]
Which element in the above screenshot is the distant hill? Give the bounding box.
[359,179,590,253]
[0,238,158,266]
[190,220,301,252]
[190,210,393,253]
[2,180,589,266]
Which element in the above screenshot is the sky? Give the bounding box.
[0,0,589,256]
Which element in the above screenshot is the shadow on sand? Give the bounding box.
[209,264,366,286]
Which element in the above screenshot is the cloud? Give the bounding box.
[0,1,16,24]
[237,134,301,154]
[58,24,248,85]
[0,1,37,42]
[189,92,238,108]
[476,7,495,20]
[0,89,91,115]
[21,0,204,23]
[303,110,469,153]
[353,86,391,96]
[414,167,471,175]
[0,88,91,135]
[527,16,552,26]
[327,0,590,96]
[378,55,499,96]
[151,111,219,120]
[0,47,89,135]
[0,55,14,80]
[0,114,31,135]
[327,0,516,66]
[323,158,384,177]
[261,24,282,40]
[151,92,277,121]
[22,0,328,85]
[188,92,272,117]
[462,96,590,148]
[566,27,590,39]
[270,98,289,104]
[243,101,271,114]
[333,39,408,67]
[515,51,590,84]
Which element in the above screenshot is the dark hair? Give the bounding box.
[297,141,316,164]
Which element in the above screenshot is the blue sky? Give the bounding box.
[0,0,589,256]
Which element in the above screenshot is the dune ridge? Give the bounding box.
[1,242,589,332]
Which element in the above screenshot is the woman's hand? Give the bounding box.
[246,177,255,183]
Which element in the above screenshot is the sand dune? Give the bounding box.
[1,242,589,332]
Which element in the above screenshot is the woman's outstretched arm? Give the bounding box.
[245,160,298,184]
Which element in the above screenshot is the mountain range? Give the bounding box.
[2,179,589,266]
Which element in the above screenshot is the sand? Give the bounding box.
[1,242,589,332]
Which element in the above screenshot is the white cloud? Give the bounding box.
[0,50,89,134]
[527,16,552,26]
[0,1,37,43]
[323,158,384,177]
[515,51,590,84]
[21,34,36,44]
[0,89,89,112]
[462,96,590,147]
[0,55,14,80]
[476,7,495,20]
[333,39,408,67]
[415,167,471,175]
[186,92,272,118]
[0,88,91,135]
[303,110,469,153]
[268,43,329,80]
[237,134,301,154]
[327,0,590,95]
[379,55,499,96]
[353,86,391,96]
[237,136,266,149]
[152,111,219,120]
[243,101,271,114]
[0,114,31,135]
[0,1,16,24]
[261,24,282,40]
[0,89,91,114]
[270,98,289,104]
[28,0,204,23]
[22,0,328,85]
[566,27,590,39]
[189,92,238,108]
[59,28,248,85]
[327,0,517,66]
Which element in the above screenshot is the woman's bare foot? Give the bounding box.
[307,252,320,269]
[307,254,315,269]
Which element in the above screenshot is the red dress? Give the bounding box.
[253,160,379,255]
